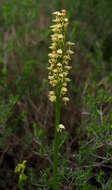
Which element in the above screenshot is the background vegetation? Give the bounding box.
[0,0,112,189]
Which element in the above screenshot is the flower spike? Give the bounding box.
[48,10,75,104]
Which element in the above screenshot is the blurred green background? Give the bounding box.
[0,0,112,189]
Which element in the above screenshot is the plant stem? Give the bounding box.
[53,93,61,190]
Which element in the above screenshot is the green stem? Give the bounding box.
[53,94,61,190]
[18,182,24,190]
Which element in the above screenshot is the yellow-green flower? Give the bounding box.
[57,124,65,132]
[62,97,70,104]
[49,92,56,102]
[66,41,75,46]
[57,49,63,55]
[48,9,75,104]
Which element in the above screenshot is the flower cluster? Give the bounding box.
[48,10,75,104]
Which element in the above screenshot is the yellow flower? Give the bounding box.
[52,11,60,15]
[52,80,57,86]
[50,25,57,28]
[65,78,71,82]
[49,46,56,50]
[48,53,52,57]
[57,34,64,39]
[52,11,62,16]
[61,87,67,95]
[63,55,71,60]
[64,66,72,70]
[63,72,68,76]
[51,27,60,32]
[63,82,67,86]
[64,18,68,22]
[53,69,58,73]
[57,49,63,54]
[62,97,69,103]
[48,76,54,80]
[49,59,56,64]
[52,18,60,23]
[67,41,75,46]
[59,73,63,78]
[64,61,69,65]
[48,10,74,104]
[57,124,65,132]
[49,95,56,102]
[66,49,74,54]
[49,91,55,95]
[48,66,52,70]
[57,63,62,67]
[48,53,58,59]
[61,9,66,15]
